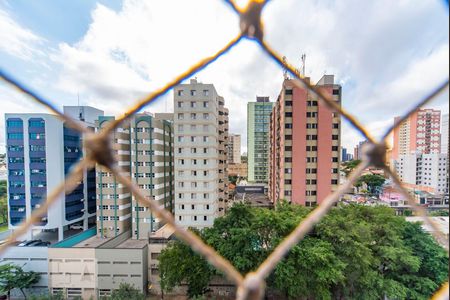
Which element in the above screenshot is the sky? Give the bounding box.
[0,0,449,154]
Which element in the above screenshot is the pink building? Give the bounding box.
[392,109,441,160]
[269,75,341,206]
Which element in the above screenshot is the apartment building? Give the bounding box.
[227,134,241,164]
[392,109,441,159]
[5,106,103,240]
[247,97,274,183]
[393,153,448,195]
[442,113,449,154]
[96,113,174,240]
[173,79,229,228]
[130,113,174,239]
[269,75,341,206]
[353,140,369,161]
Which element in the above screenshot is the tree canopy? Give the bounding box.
[0,263,40,299]
[158,203,448,299]
[355,174,386,194]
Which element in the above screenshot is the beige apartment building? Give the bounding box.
[96,114,174,240]
[129,113,174,239]
[227,134,241,164]
[96,116,132,238]
[174,79,229,228]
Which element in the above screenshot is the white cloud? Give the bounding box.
[0,10,45,60]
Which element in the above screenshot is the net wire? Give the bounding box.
[0,1,448,299]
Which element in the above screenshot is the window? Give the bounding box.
[177,90,184,96]
[203,113,209,120]
[190,90,196,96]
[285,101,293,106]
[29,133,45,140]
[284,179,292,184]
[7,133,23,139]
[177,101,183,108]
[332,146,339,151]
[285,135,292,140]
[333,89,340,95]
[177,113,184,120]
[285,89,293,95]
[178,125,184,131]
[333,123,339,129]
[306,112,318,118]
[203,101,209,108]
[306,135,317,140]
[285,157,292,162]
[332,157,339,162]
[285,168,292,174]
[285,146,292,151]
[191,136,196,142]
[191,113,197,120]
[332,135,339,140]
[285,112,293,117]
[7,120,23,127]
[331,179,338,184]
[204,216,208,221]
[190,101,196,108]
[203,90,209,96]
[285,123,292,129]
[203,136,208,142]
[191,148,197,154]
[307,123,318,129]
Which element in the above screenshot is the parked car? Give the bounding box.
[33,241,51,247]
[18,239,41,247]
[26,240,44,246]
[69,224,84,230]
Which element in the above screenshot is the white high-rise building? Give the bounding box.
[5,106,103,241]
[173,79,229,228]
[393,153,448,195]
[441,113,449,154]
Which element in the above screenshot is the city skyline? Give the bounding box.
[0,0,448,153]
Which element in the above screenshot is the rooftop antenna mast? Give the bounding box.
[77,93,85,121]
[301,54,306,77]
[282,56,288,79]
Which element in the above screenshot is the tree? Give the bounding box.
[107,283,145,300]
[341,160,361,177]
[0,196,7,225]
[0,180,6,198]
[355,174,385,194]
[158,204,449,299]
[0,264,40,299]
[159,229,213,298]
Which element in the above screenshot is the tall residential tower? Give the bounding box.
[173,79,229,229]
[392,109,441,159]
[269,75,341,206]
[247,97,274,183]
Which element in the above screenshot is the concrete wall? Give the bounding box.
[0,246,49,297]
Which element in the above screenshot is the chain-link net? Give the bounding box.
[0,1,449,299]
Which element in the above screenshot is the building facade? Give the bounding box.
[173,79,229,228]
[269,75,341,206]
[247,97,274,183]
[392,109,441,159]
[227,134,241,164]
[5,106,103,241]
[353,140,368,161]
[96,113,174,240]
[442,113,449,155]
[393,153,448,195]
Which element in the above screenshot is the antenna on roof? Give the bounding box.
[301,54,306,77]
[282,56,288,79]
[77,93,85,121]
